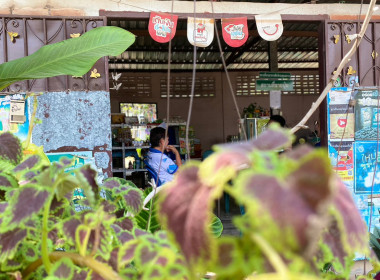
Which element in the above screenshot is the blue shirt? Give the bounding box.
[146,148,178,184]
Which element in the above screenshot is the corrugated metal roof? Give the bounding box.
[109,19,320,71]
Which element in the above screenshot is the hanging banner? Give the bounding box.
[148,12,178,43]
[255,12,283,41]
[221,17,248,47]
[187,17,214,47]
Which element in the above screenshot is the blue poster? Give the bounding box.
[354,141,380,194]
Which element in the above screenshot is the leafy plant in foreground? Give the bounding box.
[0,125,372,279]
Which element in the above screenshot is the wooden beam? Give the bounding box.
[110,59,318,65]
[128,29,319,38]
[225,36,262,66]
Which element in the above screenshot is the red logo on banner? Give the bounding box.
[222,17,248,47]
[148,12,178,43]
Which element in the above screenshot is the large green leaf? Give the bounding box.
[0,26,135,90]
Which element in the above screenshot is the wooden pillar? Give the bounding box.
[268,41,278,72]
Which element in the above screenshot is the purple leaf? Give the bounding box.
[108,248,119,271]
[0,174,18,190]
[51,258,74,279]
[122,188,143,214]
[114,217,134,231]
[101,200,116,213]
[118,231,134,243]
[156,256,168,266]
[134,228,148,237]
[138,244,157,265]
[119,241,138,265]
[62,218,81,242]
[72,270,88,280]
[79,165,99,198]
[5,187,50,227]
[102,178,121,190]
[325,178,368,258]
[13,155,40,172]
[286,150,332,211]
[0,132,22,165]
[216,128,292,154]
[243,173,315,248]
[0,228,27,261]
[159,165,216,265]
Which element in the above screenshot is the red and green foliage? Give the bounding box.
[0,126,371,279]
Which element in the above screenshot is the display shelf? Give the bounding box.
[111,122,186,128]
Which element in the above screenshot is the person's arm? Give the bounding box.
[166,145,182,167]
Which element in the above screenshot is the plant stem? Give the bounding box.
[23,251,123,280]
[25,96,38,150]
[251,233,289,280]
[41,196,53,273]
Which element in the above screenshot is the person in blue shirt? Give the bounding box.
[146,127,182,184]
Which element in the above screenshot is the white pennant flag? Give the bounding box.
[187,17,214,47]
[255,13,283,41]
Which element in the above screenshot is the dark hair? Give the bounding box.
[269,115,286,127]
[150,127,166,147]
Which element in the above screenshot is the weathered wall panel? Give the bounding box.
[31,91,112,176]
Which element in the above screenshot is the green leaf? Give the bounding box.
[50,257,75,279]
[0,26,135,90]
[0,132,22,165]
[135,188,161,233]
[210,214,223,238]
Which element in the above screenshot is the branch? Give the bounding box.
[291,0,377,134]
[22,252,123,280]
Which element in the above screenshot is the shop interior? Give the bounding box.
[107,16,323,181]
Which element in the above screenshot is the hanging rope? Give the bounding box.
[185,0,198,160]
[209,0,247,141]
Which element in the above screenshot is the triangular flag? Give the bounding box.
[255,13,283,41]
[222,17,248,48]
[148,12,178,43]
[187,17,214,47]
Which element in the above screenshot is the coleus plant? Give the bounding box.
[0,125,370,280]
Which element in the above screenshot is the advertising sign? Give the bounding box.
[354,141,380,194]
[148,12,178,43]
[221,17,248,47]
[328,140,354,182]
[255,12,283,41]
[187,17,214,47]
[354,87,380,140]
[0,95,29,141]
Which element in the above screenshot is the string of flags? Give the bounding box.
[148,12,284,47]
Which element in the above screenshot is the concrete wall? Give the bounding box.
[0,1,379,19]
[110,71,319,151]
[32,91,112,176]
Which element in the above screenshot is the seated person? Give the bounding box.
[268,115,286,127]
[146,127,182,185]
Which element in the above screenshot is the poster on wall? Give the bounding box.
[354,87,379,140]
[354,141,380,194]
[0,95,29,141]
[328,140,354,182]
[327,87,354,140]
